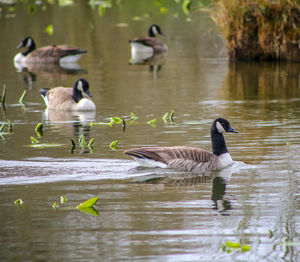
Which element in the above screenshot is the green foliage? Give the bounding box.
[28,5,36,14]
[130,112,136,120]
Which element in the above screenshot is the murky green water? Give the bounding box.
[0,1,299,261]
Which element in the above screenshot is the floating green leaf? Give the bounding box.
[130,112,136,120]
[147,119,157,127]
[88,138,94,148]
[77,197,99,209]
[60,195,68,204]
[169,110,174,121]
[241,245,251,252]
[109,140,119,150]
[14,199,24,206]
[30,136,39,144]
[162,112,169,122]
[58,0,74,6]
[160,7,167,13]
[35,123,43,137]
[182,0,191,14]
[52,202,59,209]
[18,90,26,104]
[78,134,86,149]
[226,241,241,248]
[110,117,122,124]
[28,143,64,149]
[45,24,54,35]
[28,4,36,14]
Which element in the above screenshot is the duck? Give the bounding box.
[129,24,168,57]
[14,36,87,64]
[40,78,96,111]
[124,118,238,172]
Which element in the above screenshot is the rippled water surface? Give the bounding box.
[0,1,299,261]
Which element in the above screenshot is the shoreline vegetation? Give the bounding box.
[210,0,300,61]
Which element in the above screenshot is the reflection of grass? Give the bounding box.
[211,0,300,61]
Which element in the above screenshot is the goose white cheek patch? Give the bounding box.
[77,81,83,92]
[216,121,226,133]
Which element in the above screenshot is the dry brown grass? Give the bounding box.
[211,0,300,61]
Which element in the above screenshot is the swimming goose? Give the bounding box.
[14,36,87,64]
[124,118,238,172]
[129,24,168,57]
[40,78,96,111]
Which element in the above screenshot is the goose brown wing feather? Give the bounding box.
[29,45,87,62]
[124,146,214,164]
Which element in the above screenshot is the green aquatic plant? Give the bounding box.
[182,0,191,14]
[130,112,136,120]
[52,202,59,209]
[109,140,119,150]
[162,110,175,123]
[28,4,36,14]
[18,90,27,104]
[45,24,54,35]
[77,197,99,209]
[1,84,6,106]
[78,134,86,149]
[60,195,68,204]
[35,123,43,137]
[14,199,24,206]
[147,119,157,127]
[222,241,251,253]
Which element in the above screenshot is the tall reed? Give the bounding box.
[211,0,300,61]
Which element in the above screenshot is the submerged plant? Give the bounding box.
[35,123,43,137]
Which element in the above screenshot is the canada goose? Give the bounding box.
[40,78,96,111]
[124,118,238,172]
[14,36,87,64]
[129,24,168,57]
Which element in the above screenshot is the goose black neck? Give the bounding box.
[211,130,228,156]
[23,39,36,56]
[148,28,155,37]
[72,86,83,103]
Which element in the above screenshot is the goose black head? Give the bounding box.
[213,118,238,134]
[148,24,164,37]
[17,36,36,50]
[72,79,92,103]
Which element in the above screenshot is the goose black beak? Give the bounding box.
[228,126,238,133]
[85,90,92,97]
[17,42,24,49]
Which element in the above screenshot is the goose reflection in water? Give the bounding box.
[130,167,232,213]
[129,52,167,79]
[14,62,87,89]
[42,109,95,140]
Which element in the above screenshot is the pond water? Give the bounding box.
[0,1,300,261]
